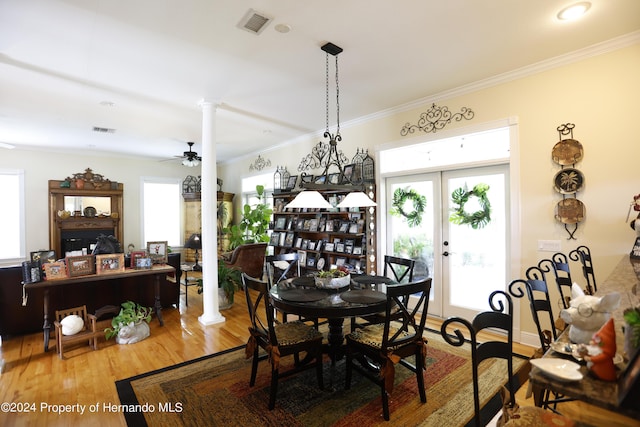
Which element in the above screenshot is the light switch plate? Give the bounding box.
[538,239,561,252]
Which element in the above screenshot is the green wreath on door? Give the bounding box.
[449,183,492,229]
[390,187,426,228]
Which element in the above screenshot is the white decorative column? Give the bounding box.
[198,100,225,325]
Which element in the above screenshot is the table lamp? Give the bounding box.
[184,233,202,271]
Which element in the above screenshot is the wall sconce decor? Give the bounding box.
[249,155,272,171]
[400,103,475,136]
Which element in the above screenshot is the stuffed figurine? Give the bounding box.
[560,283,621,344]
[577,318,617,381]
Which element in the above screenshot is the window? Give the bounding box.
[0,170,25,264]
[141,178,182,248]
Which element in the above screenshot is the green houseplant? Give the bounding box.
[225,185,272,250]
[104,301,153,344]
[197,260,242,308]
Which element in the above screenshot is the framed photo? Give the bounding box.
[135,257,153,270]
[301,239,309,250]
[325,220,334,232]
[286,218,294,230]
[286,175,298,190]
[314,175,326,184]
[284,232,295,247]
[308,240,316,251]
[339,222,349,233]
[297,250,307,267]
[96,253,125,274]
[278,232,287,247]
[31,250,56,264]
[295,237,303,248]
[275,217,286,229]
[296,218,305,230]
[349,222,359,233]
[353,246,363,255]
[43,261,67,280]
[325,242,335,252]
[335,242,345,253]
[309,218,318,232]
[336,257,347,267]
[341,164,355,183]
[66,255,95,277]
[307,256,316,268]
[147,241,168,264]
[300,174,314,186]
[130,250,146,268]
[328,173,340,185]
[269,232,280,246]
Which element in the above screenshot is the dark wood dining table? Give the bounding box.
[269,274,394,362]
[528,255,640,420]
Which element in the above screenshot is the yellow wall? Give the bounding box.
[219,43,640,341]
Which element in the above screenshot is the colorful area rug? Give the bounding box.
[116,330,528,427]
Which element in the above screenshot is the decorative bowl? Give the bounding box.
[316,274,351,289]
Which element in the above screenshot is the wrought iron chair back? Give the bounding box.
[569,245,597,295]
[383,255,415,284]
[538,252,574,309]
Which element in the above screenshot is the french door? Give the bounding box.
[385,165,509,320]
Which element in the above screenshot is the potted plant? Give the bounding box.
[104,301,153,344]
[225,185,272,250]
[316,265,351,289]
[197,260,242,309]
[623,306,640,357]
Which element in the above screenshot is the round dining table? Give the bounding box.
[269,274,396,362]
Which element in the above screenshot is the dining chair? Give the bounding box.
[242,273,324,410]
[508,268,573,413]
[266,253,319,327]
[383,255,415,284]
[345,277,432,421]
[569,245,597,295]
[440,291,574,427]
[538,253,574,310]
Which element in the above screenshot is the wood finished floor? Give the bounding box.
[0,287,637,427]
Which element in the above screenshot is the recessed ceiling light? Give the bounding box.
[557,2,591,21]
[274,23,291,33]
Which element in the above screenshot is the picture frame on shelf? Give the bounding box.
[278,233,286,247]
[147,241,168,264]
[309,218,318,231]
[295,237,303,248]
[297,250,307,267]
[307,256,316,268]
[284,232,295,247]
[325,220,334,232]
[275,217,286,230]
[135,257,153,270]
[66,255,95,277]
[286,175,298,190]
[308,241,316,251]
[316,240,324,252]
[300,174,314,186]
[349,222,359,233]
[336,257,347,267]
[341,164,355,183]
[339,222,349,233]
[301,239,309,250]
[353,246,363,255]
[296,218,305,230]
[43,261,67,280]
[335,242,345,253]
[130,251,146,268]
[31,250,57,265]
[96,253,125,274]
[286,218,294,230]
[269,232,280,247]
[328,173,340,185]
[314,175,326,184]
[325,242,335,252]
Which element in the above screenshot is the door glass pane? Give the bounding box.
[446,171,506,312]
[388,180,435,283]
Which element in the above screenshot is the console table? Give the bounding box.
[24,265,174,351]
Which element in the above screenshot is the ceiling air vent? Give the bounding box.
[238,9,272,35]
[92,126,115,134]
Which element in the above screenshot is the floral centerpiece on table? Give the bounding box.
[316,265,351,289]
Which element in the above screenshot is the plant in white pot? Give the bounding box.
[197,260,242,310]
[316,266,351,289]
[104,301,152,344]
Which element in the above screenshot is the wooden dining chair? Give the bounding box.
[440,291,575,427]
[345,277,432,421]
[569,245,597,295]
[242,273,324,410]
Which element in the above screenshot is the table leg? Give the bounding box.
[154,274,164,326]
[327,318,345,364]
[42,289,50,352]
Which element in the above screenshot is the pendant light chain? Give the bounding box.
[335,54,340,137]
[325,52,330,135]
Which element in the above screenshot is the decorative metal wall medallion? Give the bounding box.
[400,103,474,136]
[249,155,272,171]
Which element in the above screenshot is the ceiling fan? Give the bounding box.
[178,142,201,167]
